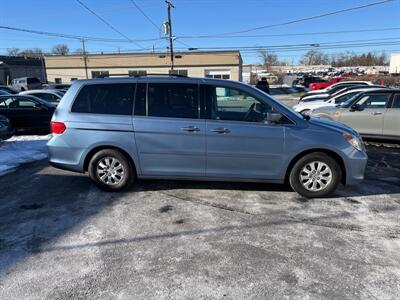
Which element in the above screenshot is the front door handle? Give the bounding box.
[181,126,200,132]
[371,111,383,116]
[211,127,230,134]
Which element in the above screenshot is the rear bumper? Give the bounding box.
[47,136,85,173]
[345,150,368,185]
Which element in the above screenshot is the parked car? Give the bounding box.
[0,95,55,134]
[47,76,367,198]
[0,85,19,95]
[0,115,14,141]
[0,90,10,96]
[19,89,63,105]
[302,81,374,99]
[312,89,400,140]
[12,77,42,91]
[42,84,71,91]
[299,76,326,88]
[308,77,345,91]
[299,83,382,103]
[299,85,387,104]
[293,87,387,115]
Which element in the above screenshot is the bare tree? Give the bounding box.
[299,49,329,65]
[331,51,389,67]
[52,44,70,55]
[258,49,280,71]
[74,48,84,55]
[18,48,44,58]
[6,48,20,56]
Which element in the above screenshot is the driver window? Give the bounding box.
[210,86,272,122]
[356,94,390,109]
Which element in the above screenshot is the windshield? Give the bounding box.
[337,92,362,108]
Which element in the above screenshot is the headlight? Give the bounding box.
[343,133,364,151]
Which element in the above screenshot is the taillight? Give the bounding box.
[51,121,66,135]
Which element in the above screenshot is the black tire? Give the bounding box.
[289,152,342,198]
[88,149,135,192]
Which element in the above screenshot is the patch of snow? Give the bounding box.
[0,135,50,176]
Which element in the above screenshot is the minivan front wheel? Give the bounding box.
[88,149,135,191]
[289,152,341,198]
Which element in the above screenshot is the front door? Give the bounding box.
[204,85,286,180]
[133,82,206,177]
[383,93,400,138]
[339,93,391,135]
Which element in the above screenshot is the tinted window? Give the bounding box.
[35,93,60,102]
[0,97,37,109]
[356,94,390,109]
[208,86,273,123]
[72,84,134,115]
[27,78,40,84]
[134,83,146,116]
[392,94,400,108]
[147,83,199,119]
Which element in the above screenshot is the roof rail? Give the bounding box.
[95,73,188,78]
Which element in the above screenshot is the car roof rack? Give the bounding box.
[95,73,188,78]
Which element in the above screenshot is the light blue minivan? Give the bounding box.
[47,76,367,198]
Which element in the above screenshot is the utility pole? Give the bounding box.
[81,38,88,79]
[165,0,175,72]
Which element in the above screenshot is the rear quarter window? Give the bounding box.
[71,84,134,115]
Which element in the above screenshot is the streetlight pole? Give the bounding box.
[165,0,175,72]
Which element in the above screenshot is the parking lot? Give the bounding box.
[0,143,399,299]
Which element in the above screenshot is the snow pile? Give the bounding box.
[0,135,50,176]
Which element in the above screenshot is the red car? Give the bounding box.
[309,77,345,91]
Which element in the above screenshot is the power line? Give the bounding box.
[75,0,144,49]
[182,0,395,37]
[178,27,400,40]
[0,25,162,43]
[129,0,161,33]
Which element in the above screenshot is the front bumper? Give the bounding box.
[345,149,368,185]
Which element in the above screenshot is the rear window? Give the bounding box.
[71,84,134,115]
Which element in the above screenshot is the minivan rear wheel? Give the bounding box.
[289,152,341,198]
[88,149,135,191]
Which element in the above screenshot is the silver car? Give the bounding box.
[312,88,400,140]
[47,76,368,198]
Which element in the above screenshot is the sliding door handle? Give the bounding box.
[211,127,230,134]
[181,126,200,132]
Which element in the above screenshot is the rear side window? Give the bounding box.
[71,84,134,115]
[147,83,199,119]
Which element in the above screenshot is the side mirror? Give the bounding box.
[350,103,363,112]
[266,112,282,124]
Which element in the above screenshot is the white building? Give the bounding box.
[389,53,400,74]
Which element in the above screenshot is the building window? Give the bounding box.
[128,70,147,77]
[205,70,230,80]
[55,78,62,84]
[91,71,109,78]
[71,78,78,81]
[169,69,188,76]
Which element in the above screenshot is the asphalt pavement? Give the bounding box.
[0,145,399,299]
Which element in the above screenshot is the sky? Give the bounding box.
[0,0,399,64]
